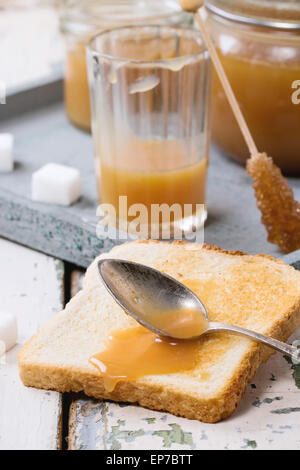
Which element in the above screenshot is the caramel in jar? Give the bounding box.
[65,42,91,132]
[206,3,300,174]
[212,46,300,174]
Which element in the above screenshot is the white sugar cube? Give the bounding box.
[0,133,14,172]
[0,312,17,353]
[32,163,82,206]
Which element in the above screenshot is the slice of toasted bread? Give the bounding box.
[18,241,300,423]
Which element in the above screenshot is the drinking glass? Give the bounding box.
[87,25,211,238]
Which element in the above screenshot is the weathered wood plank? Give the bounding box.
[68,266,300,451]
[68,347,300,450]
[0,238,64,450]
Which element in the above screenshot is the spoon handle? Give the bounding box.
[208,322,300,361]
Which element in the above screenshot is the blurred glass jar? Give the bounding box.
[60,0,191,132]
[206,0,300,174]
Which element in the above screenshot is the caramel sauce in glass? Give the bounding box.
[98,138,208,226]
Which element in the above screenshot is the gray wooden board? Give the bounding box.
[1,99,300,267]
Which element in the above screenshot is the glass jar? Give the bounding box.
[206,0,300,174]
[60,0,191,132]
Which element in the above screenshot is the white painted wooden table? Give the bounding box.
[0,237,63,450]
[1,236,300,450]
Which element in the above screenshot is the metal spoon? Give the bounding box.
[98,259,300,362]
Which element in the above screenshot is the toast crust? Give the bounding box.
[18,310,300,423]
[18,241,300,423]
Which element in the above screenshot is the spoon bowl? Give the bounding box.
[98,258,209,339]
[98,259,300,361]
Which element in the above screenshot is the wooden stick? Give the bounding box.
[195,10,258,155]
[180,1,257,155]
